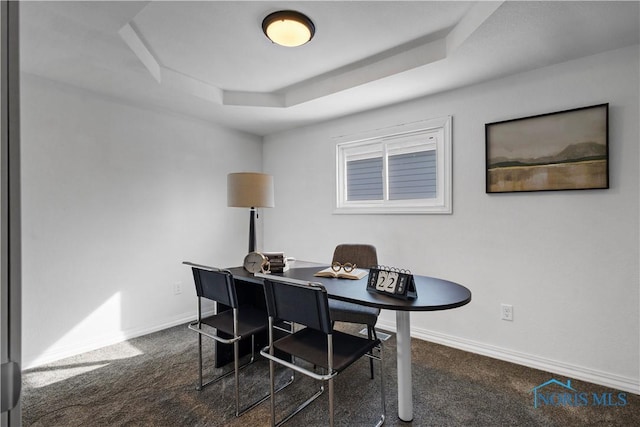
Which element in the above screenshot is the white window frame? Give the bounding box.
[335,116,452,214]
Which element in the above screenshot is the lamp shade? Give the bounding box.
[227,172,274,208]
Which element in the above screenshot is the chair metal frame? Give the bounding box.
[259,276,386,427]
[185,262,290,417]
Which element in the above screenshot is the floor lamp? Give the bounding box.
[227,172,275,253]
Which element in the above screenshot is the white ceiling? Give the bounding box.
[20,1,640,136]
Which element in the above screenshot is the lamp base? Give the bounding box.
[249,207,256,253]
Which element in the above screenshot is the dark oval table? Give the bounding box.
[230,261,472,422]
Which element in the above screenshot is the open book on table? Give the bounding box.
[314,266,368,280]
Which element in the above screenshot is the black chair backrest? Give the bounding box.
[191,267,238,308]
[332,244,378,269]
[263,278,332,334]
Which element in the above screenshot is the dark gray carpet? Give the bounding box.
[22,324,639,426]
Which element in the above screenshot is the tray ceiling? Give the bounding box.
[20,1,640,136]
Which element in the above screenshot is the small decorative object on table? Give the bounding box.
[367,265,417,299]
[314,261,368,280]
[243,251,271,274]
[262,252,290,273]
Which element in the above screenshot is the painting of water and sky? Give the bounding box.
[486,104,608,193]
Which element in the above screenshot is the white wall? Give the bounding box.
[20,74,263,368]
[263,45,640,392]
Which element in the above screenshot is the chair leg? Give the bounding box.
[197,332,203,390]
[235,335,282,417]
[234,339,240,416]
[375,342,386,427]
[329,377,335,427]
[274,384,324,427]
[367,325,376,379]
[269,358,276,427]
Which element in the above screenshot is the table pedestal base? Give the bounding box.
[396,310,413,422]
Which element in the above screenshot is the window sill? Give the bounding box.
[333,204,452,215]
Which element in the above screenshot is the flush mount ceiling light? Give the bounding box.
[262,10,315,47]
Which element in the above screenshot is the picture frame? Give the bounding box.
[485,104,609,193]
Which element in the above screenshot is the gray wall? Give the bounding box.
[20,74,263,367]
[262,45,640,392]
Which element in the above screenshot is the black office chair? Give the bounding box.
[185,262,271,417]
[260,276,386,427]
[329,243,381,378]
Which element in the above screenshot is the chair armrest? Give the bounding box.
[188,321,241,345]
[259,346,337,382]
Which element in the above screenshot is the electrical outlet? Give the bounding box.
[173,282,182,295]
[501,304,513,321]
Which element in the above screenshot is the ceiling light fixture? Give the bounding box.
[262,10,315,47]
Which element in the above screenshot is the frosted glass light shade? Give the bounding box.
[227,172,275,208]
[262,10,315,47]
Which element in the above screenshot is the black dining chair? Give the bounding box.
[329,243,381,378]
[185,262,271,417]
[260,276,386,427]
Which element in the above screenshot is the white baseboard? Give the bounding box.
[375,318,640,395]
[26,314,640,396]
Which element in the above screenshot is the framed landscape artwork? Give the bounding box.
[485,104,609,193]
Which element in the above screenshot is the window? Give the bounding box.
[335,116,452,214]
